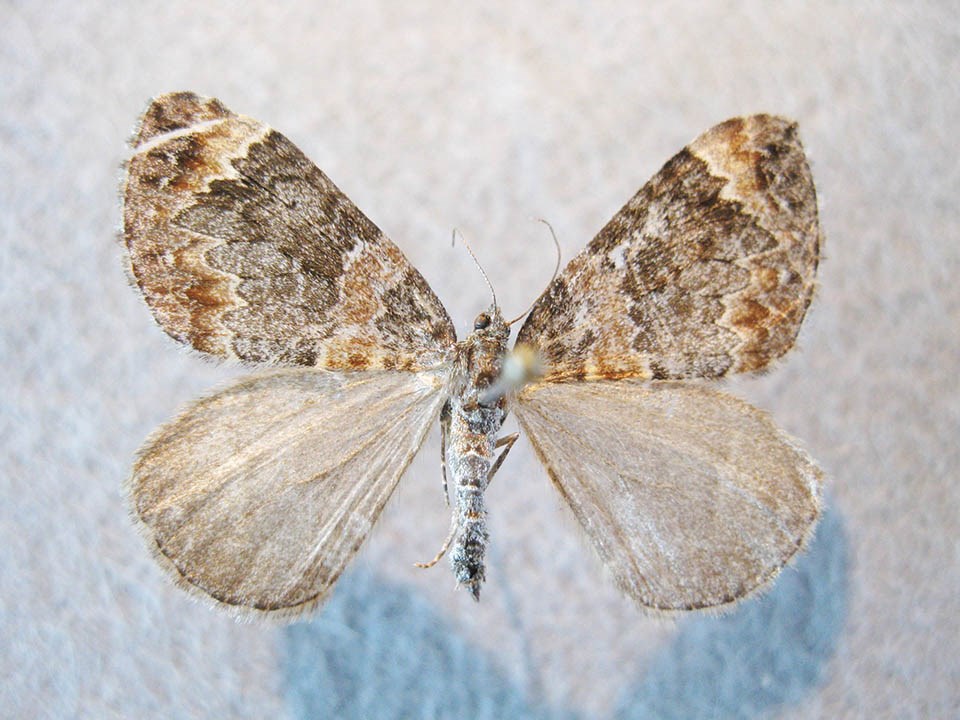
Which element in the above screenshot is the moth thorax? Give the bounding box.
[462,311,511,397]
[470,342,504,391]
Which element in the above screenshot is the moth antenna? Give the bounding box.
[506,218,562,326]
[452,228,498,309]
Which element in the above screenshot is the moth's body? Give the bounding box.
[439,308,512,599]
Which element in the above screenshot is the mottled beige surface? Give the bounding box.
[3,3,957,718]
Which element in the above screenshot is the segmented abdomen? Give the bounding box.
[447,408,497,600]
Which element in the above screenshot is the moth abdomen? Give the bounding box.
[447,408,499,600]
[451,518,489,600]
[451,466,490,600]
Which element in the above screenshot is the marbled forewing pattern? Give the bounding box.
[123,92,455,371]
[517,116,820,382]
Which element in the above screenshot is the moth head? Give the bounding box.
[471,305,509,342]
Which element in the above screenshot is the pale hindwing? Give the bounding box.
[129,369,446,617]
[516,115,820,382]
[515,380,822,611]
[123,92,455,371]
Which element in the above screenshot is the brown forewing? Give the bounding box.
[123,92,456,371]
[516,115,821,382]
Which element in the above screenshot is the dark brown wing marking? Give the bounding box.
[516,115,820,382]
[123,92,456,371]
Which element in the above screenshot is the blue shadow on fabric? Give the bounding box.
[282,570,576,720]
[283,506,846,720]
[615,505,848,719]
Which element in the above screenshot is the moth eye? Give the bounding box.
[473,313,491,330]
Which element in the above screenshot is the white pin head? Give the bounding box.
[480,344,544,405]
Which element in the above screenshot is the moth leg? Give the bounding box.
[416,400,457,569]
[487,432,519,487]
[414,520,458,569]
[440,400,451,507]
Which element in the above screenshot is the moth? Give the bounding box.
[122,92,823,618]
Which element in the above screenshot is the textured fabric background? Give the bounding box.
[3,3,957,718]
